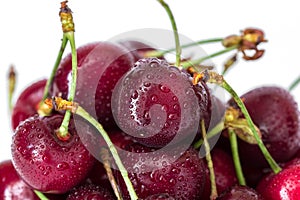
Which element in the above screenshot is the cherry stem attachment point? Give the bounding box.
[228,128,246,186]
[201,120,218,200]
[201,71,281,174]
[34,190,49,200]
[157,0,182,67]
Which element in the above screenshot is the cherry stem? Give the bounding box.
[75,105,138,200]
[228,128,246,186]
[181,45,238,71]
[8,65,16,111]
[219,77,281,174]
[193,120,224,149]
[145,38,223,58]
[201,120,218,200]
[288,75,300,92]
[40,35,68,104]
[157,0,182,67]
[100,148,123,200]
[34,190,49,200]
[58,31,77,138]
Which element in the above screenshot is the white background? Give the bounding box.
[1,0,300,162]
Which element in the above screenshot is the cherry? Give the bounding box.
[217,185,263,200]
[0,159,40,200]
[144,193,175,200]
[11,79,46,130]
[0,160,66,200]
[227,86,300,168]
[118,40,160,62]
[11,114,96,194]
[112,57,211,148]
[201,148,237,199]
[115,143,206,200]
[66,183,115,200]
[50,41,134,130]
[256,157,300,199]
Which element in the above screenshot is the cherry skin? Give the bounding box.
[0,160,66,200]
[112,57,211,148]
[11,114,96,194]
[256,157,300,200]
[115,143,206,200]
[227,86,300,168]
[144,193,175,200]
[217,185,263,200]
[66,183,115,200]
[50,41,135,130]
[11,79,46,130]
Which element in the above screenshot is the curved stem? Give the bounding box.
[157,0,181,67]
[221,79,281,174]
[75,106,138,200]
[228,128,246,186]
[181,45,238,71]
[288,75,300,92]
[194,120,224,149]
[34,190,49,200]
[58,32,77,138]
[145,38,223,58]
[201,120,218,200]
[41,35,68,102]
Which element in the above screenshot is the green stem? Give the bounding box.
[75,106,138,200]
[34,190,49,200]
[181,45,238,71]
[145,38,223,58]
[228,128,246,186]
[194,120,224,149]
[221,79,281,174]
[41,35,68,102]
[157,0,181,67]
[288,75,300,92]
[58,32,78,138]
[201,120,218,200]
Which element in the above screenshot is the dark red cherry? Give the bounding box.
[66,183,115,200]
[144,193,175,200]
[0,160,66,200]
[256,157,300,200]
[11,79,46,130]
[228,86,300,168]
[11,114,96,194]
[115,143,206,200]
[118,40,162,61]
[0,160,39,200]
[112,57,211,148]
[217,185,263,200]
[50,41,134,130]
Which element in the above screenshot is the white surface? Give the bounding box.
[1,0,300,162]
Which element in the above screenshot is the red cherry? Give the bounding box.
[11,114,96,194]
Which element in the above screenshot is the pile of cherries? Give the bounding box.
[2,1,300,200]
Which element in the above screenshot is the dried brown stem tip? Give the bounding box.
[59,1,74,33]
[8,65,16,94]
[44,97,78,113]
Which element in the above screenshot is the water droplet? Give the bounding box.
[185,88,195,96]
[56,162,70,171]
[147,74,154,80]
[169,72,177,79]
[37,134,44,139]
[131,90,138,99]
[159,84,170,93]
[173,104,179,110]
[151,95,158,102]
[161,105,169,112]
[168,113,178,120]
[150,61,159,68]
[144,82,151,87]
